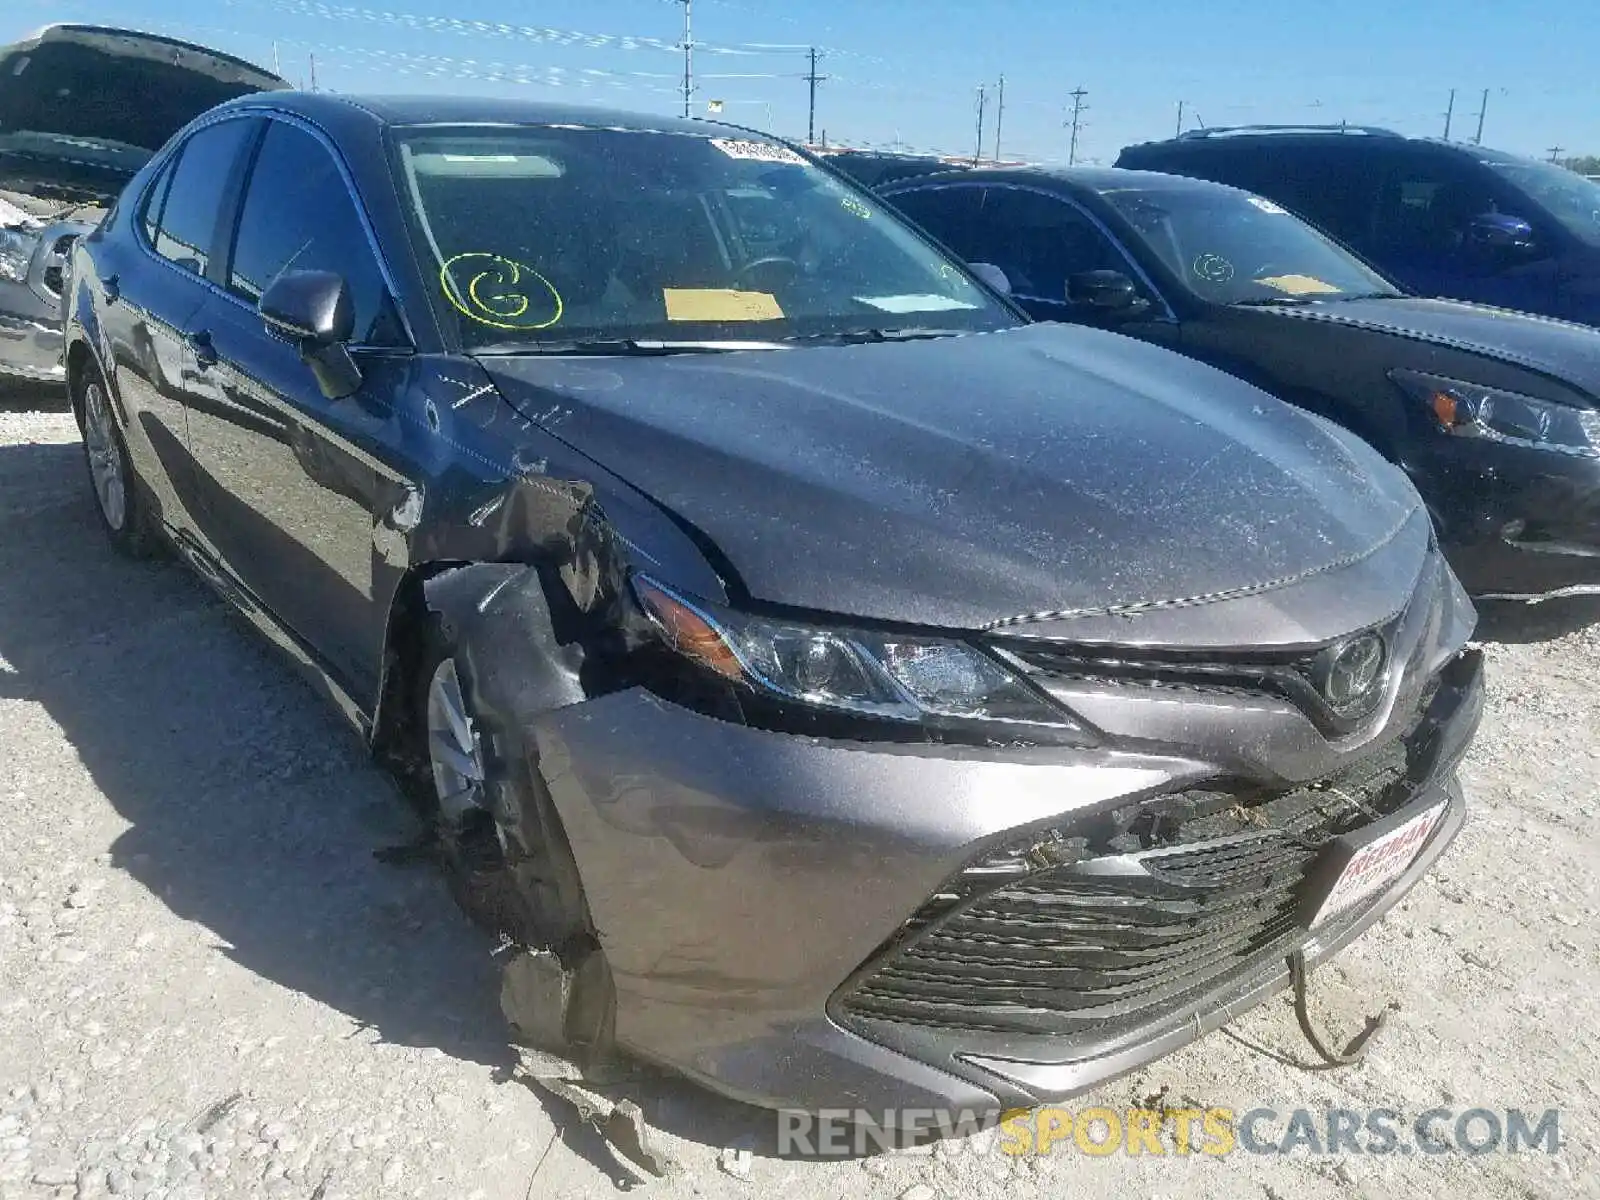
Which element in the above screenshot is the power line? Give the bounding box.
[1065,86,1088,165]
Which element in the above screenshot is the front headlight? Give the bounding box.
[0,226,42,284]
[1391,369,1600,458]
[632,575,1092,744]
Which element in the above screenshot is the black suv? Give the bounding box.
[1117,125,1600,328]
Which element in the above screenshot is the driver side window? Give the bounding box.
[969,187,1130,304]
[1369,155,1537,264]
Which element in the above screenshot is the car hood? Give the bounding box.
[481,323,1422,631]
[0,25,286,202]
[1269,296,1600,401]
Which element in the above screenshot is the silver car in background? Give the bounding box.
[0,24,284,385]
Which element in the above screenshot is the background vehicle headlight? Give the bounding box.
[1391,369,1600,458]
[0,227,41,284]
[633,575,1090,741]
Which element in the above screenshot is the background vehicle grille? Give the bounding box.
[836,732,1430,1040]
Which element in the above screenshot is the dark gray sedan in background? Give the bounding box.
[883,166,1600,604]
[64,92,1482,1119]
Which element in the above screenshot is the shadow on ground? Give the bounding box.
[1474,596,1600,645]
[0,437,510,1068]
[0,381,69,412]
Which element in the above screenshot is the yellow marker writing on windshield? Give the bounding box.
[440,252,563,330]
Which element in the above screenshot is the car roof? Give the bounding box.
[1122,127,1477,158]
[883,163,1247,197]
[218,91,765,140]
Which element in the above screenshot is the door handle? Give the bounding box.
[186,329,217,369]
[102,274,120,305]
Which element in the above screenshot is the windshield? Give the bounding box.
[392,125,1016,349]
[1099,184,1398,305]
[1480,156,1600,248]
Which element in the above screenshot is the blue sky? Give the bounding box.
[6,0,1598,163]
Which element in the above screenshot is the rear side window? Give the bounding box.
[227,120,405,346]
[149,119,257,276]
[139,157,178,246]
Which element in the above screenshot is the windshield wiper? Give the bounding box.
[474,337,785,356]
[780,327,968,345]
[1231,296,1317,307]
[1330,291,1407,301]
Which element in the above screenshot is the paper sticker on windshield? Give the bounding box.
[1247,196,1289,215]
[710,139,806,165]
[663,288,784,321]
[1256,273,1344,295]
[857,294,980,314]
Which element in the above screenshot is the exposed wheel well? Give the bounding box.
[64,341,95,432]
[371,561,468,766]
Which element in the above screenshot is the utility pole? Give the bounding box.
[308,52,317,92]
[272,41,280,77]
[1548,146,1566,164]
[805,47,828,146]
[974,84,987,165]
[1473,87,1489,145]
[994,74,1005,163]
[1176,99,1185,137]
[1442,88,1455,141]
[1065,86,1088,165]
[677,0,693,119]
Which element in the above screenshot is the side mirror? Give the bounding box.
[259,269,362,399]
[1465,212,1536,256]
[1067,269,1150,315]
[966,261,1013,295]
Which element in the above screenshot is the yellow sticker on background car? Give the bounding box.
[663,289,784,321]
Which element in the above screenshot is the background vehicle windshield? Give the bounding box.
[1479,155,1600,248]
[392,125,1015,347]
[1100,183,1398,304]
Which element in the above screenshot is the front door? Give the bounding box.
[180,116,415,703]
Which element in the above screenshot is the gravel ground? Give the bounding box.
[1,394,1597,1200]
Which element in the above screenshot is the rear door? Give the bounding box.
[104,115,260,535]
[181,115,414,701]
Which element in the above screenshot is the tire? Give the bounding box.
[77,366,157,558]
[412,619,592,956]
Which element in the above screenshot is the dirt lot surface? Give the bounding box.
[2,396,1597,1200]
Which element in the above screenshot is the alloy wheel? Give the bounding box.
[82,380,127,531]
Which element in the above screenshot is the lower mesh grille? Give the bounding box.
[838,734,1428,1040]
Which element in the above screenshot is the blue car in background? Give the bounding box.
[1117,126,1600,327]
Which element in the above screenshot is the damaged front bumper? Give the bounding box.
[521,635,1484,1117]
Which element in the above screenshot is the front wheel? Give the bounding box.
[416,625,592,954]
[79,369,157,557]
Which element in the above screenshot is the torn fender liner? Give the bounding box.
[421,563,590,721]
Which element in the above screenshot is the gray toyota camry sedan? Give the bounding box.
[61,92,1483,1121]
